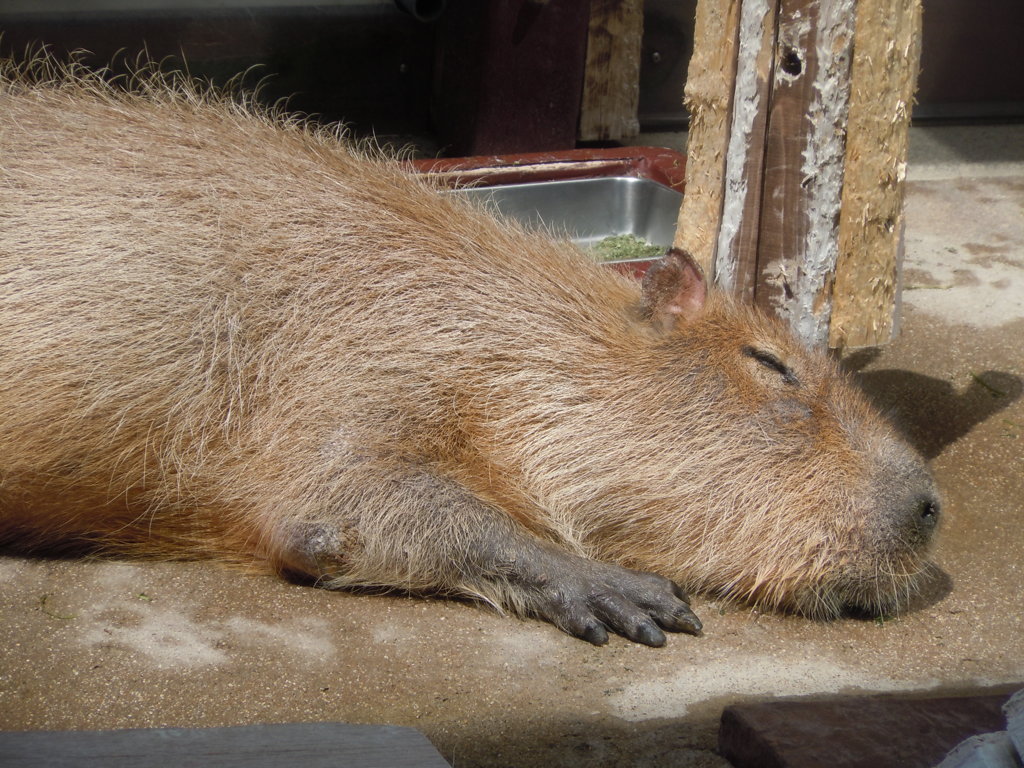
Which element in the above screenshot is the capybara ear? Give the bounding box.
[640,247,707,332]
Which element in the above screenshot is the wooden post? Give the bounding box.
[578,0,645,142]
[673,0,741,277]
[829,0,922,348]
[675,0,921,349]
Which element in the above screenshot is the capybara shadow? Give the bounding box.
[0,54,942,645]
[842,561,954,619]
[852,368,1022,460]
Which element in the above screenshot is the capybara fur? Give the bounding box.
[0,56,940,645]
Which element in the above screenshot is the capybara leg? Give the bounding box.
[273,464,701,645]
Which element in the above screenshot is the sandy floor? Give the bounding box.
[1,126,1022,767]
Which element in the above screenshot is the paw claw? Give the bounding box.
[580,621,609,646]
[633,622,666,647]
[661,605,703,635]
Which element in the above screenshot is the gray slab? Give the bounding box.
[0,722,451,768]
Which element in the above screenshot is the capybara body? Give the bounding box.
[0,59,939,645]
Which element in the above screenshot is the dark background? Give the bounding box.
[1,0,1021,155]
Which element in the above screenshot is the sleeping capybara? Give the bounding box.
[0,57,939,645]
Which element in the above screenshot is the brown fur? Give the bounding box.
[0,56,939,634]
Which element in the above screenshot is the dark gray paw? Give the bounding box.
[526,558,702,647]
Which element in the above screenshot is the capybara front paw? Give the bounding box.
[531,563,702,646]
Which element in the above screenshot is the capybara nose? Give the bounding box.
[904,491,940,548]
[918,494,940,527]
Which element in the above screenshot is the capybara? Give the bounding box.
[0,57,940,646]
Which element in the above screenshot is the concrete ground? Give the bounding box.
[1,125,1022,767]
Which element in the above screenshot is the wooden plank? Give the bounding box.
[578,0,644,142]
[672,0,742,278]
[829,0,922,348]
[720,691,1016,768]
[713,0,778,298]
[755,0,856,346]
[0,722,451,768]
[749,0,819,312]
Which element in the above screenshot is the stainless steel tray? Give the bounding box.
[449,176,683,249]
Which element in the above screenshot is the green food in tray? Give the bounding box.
[591,234,666,262]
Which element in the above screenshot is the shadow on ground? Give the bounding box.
[429,709,726,768]
[841,562,953,619]
[844,350,1022,460]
